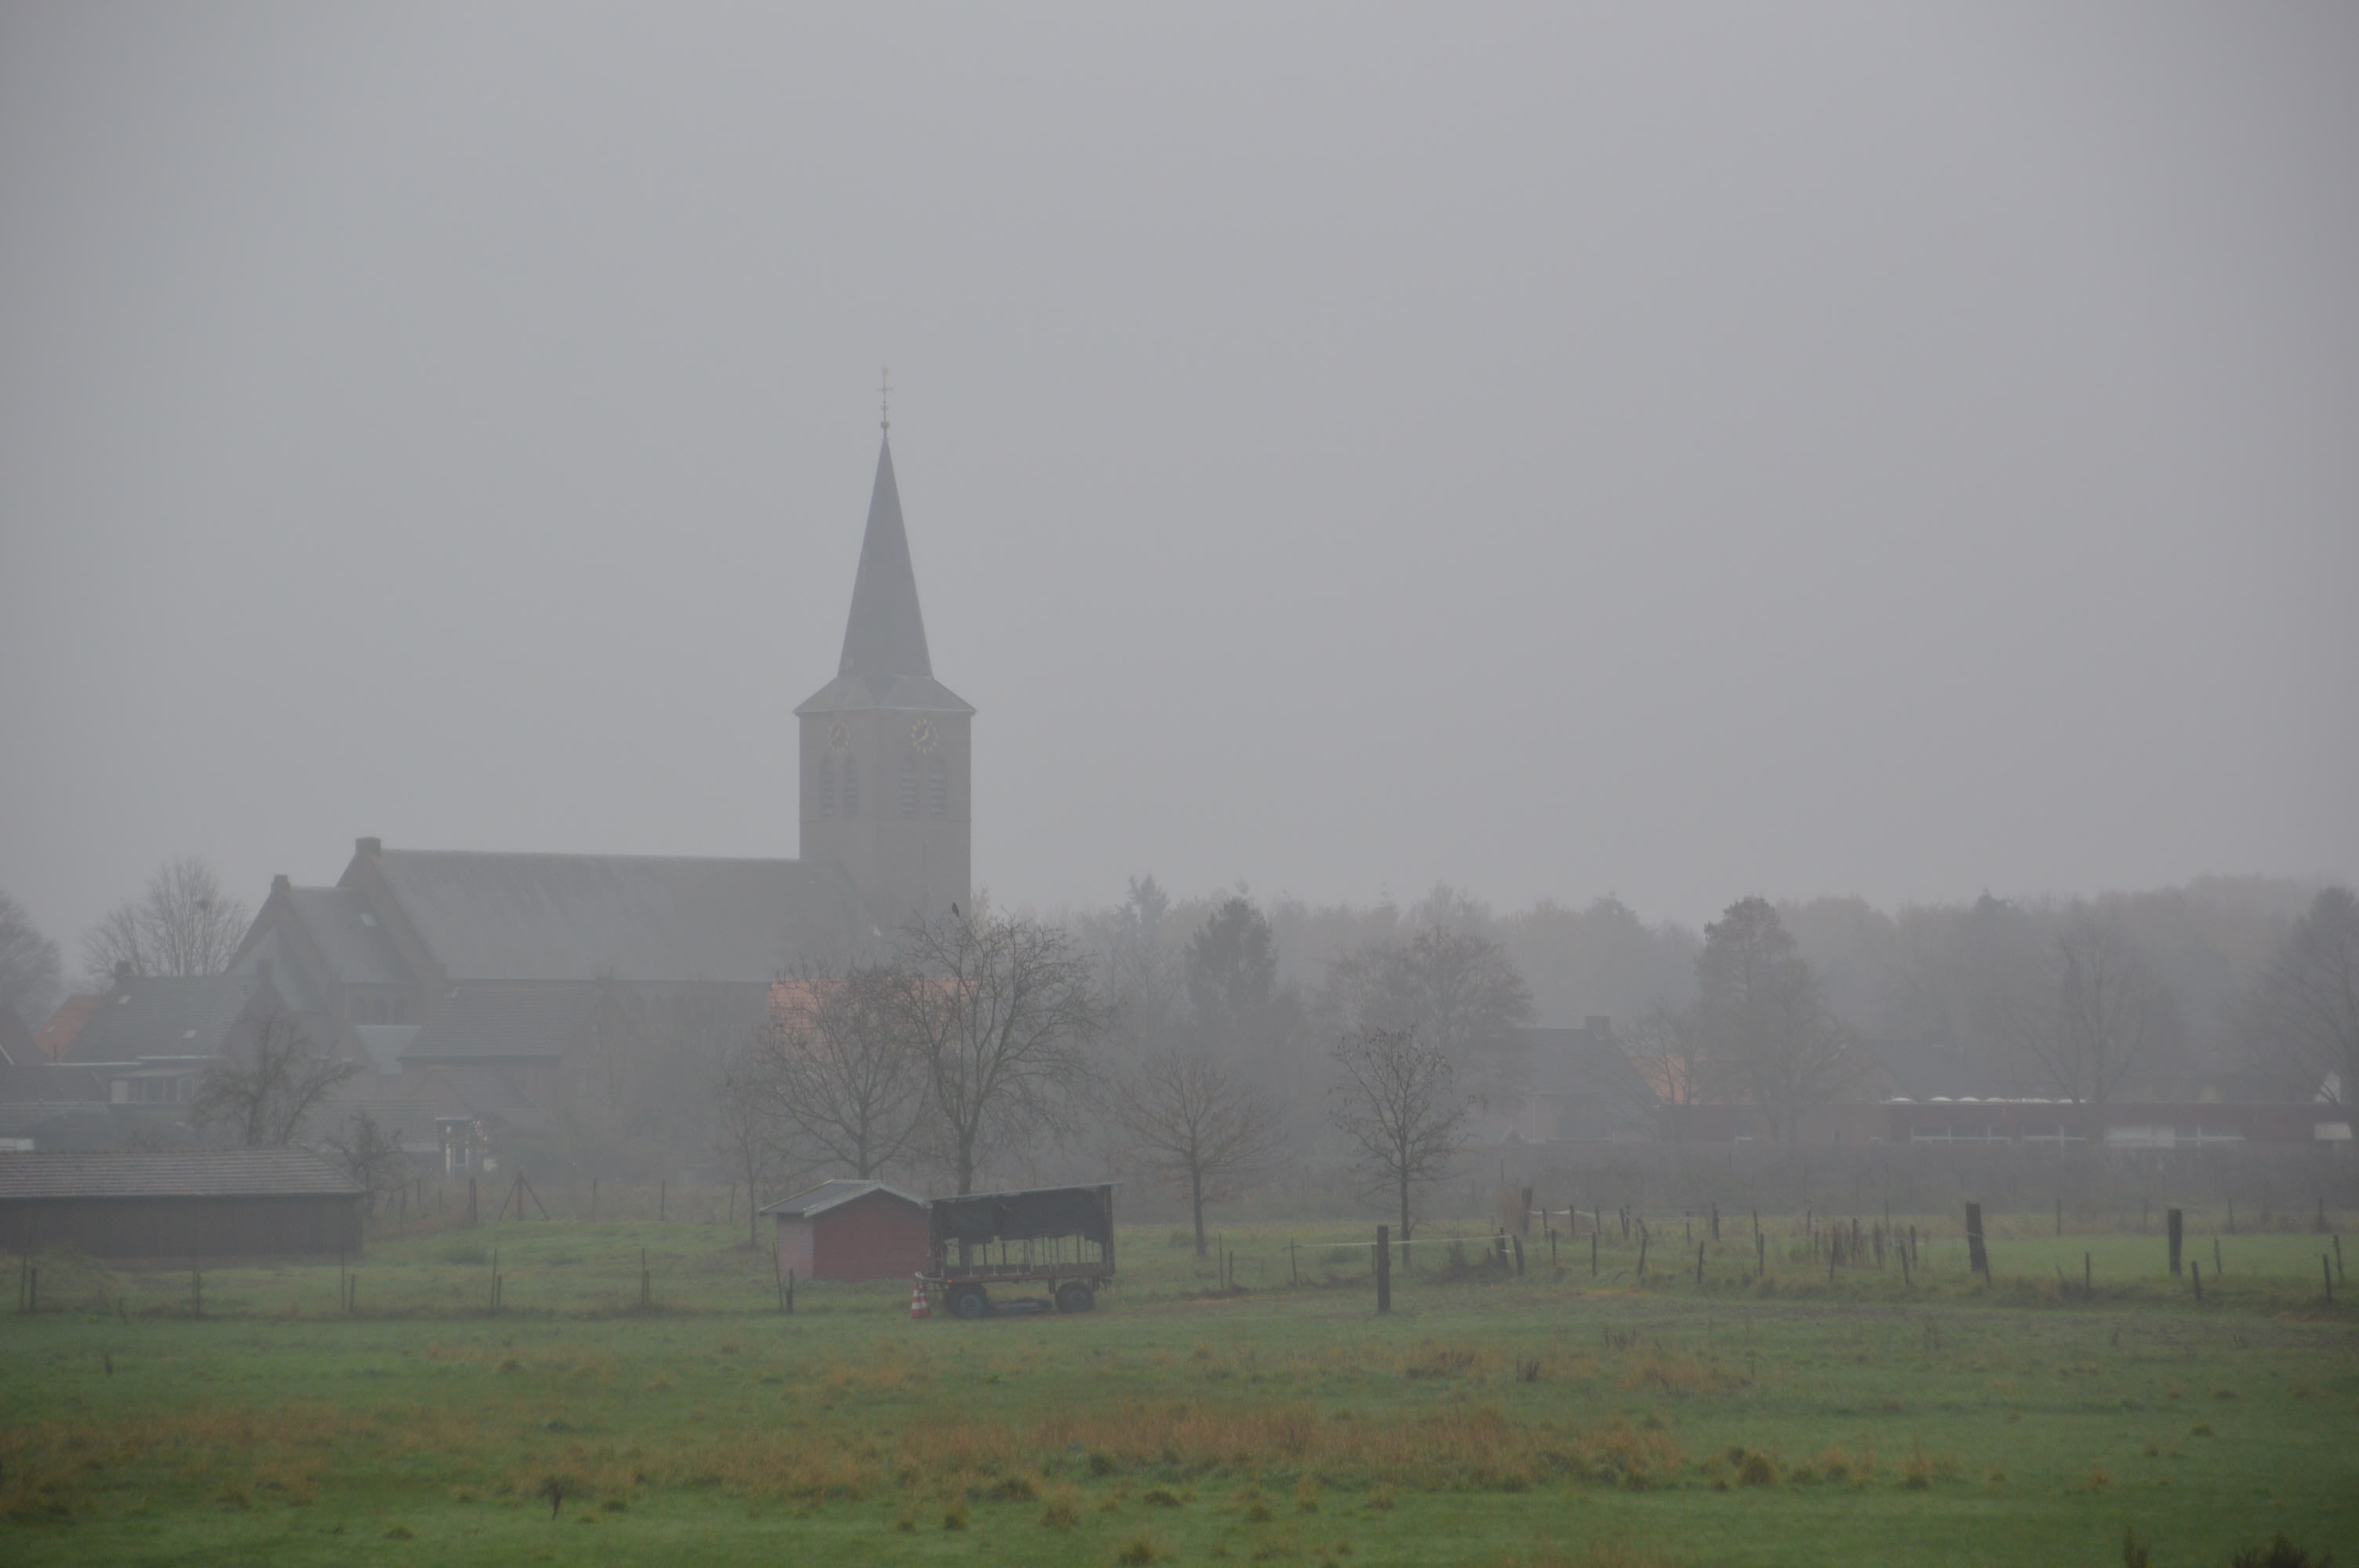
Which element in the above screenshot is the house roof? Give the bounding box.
[362,850,863,982]
[758,1178,926,1218]
[0,1149,364,1200]
[795,437,972,718]
[33,994,100,1063]
[1518,1024,1657,1140]
[283,886,413,986]
[60,973,265,1065]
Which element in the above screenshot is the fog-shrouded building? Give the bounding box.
[211,431,972,1142]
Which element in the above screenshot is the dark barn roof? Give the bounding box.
[0,1149,363,1200]
[758,1178,925,1219]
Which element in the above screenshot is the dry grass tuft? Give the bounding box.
[1896,1443,1960,1490]
[1616,1345,1730,1396]
[1041,1485,1082,1530]
[1115,1528,1166,1564]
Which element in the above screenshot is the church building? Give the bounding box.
[218,430,972,1144]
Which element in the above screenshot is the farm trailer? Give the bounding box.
[921,1182,1116,1319]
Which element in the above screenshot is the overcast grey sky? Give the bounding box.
[3,4,2354,953]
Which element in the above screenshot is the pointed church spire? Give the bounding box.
[836,434,935,681]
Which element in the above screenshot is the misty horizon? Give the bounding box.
[4,5,2354,953]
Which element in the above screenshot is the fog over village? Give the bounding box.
[1,9,2355,1566]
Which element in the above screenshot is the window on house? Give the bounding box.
[900,757,920,818]
[928,753,950,817]
[841,756,860,816]
[817,758,836,816]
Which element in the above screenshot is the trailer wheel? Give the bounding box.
[1055,1282,1095,1314]
[948,1284,990,1320]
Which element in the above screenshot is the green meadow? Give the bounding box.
[3,1207,2354,1566]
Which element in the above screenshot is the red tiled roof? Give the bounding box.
[32,995,100,1064]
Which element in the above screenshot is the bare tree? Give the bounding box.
[1322,922,1534,1101]
[1622,996,1710,1105]
[80,856,251,982]
[0,886,65,1030]
[1102,874,1187,1066]
[890,909,1109,1195]
[1113,1051,1285,1256]
[729,964,927,1181]
[192,1010,358,1146]
[2237,885,2359,1105]
[712,1049,798,1248]
[1327,1028,1470,1242]
[1694,897,1862,1142]
[325,1111,408,1213]
[1983,906,2180,1106]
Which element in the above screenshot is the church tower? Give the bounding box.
[795,428,973,929]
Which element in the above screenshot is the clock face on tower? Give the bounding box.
[911,719,939,753]
[827,720,849,752]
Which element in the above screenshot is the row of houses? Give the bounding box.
[3,963,2346,1168]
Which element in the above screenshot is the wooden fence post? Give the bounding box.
[1375,1225,1391,1315]
[2168,1208,2183,1276]
[1965,1202,1989,1282]
[1695,1240,1705,1286]
[2325,1257,2335,1308]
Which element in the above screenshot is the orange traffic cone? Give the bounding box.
[908,1275,930,1321]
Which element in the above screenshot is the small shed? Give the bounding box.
[0,1149,365,1260]
[760,1179,929,1283]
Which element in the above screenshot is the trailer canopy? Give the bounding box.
[929,1184,1113,1247]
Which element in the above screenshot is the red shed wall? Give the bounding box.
[810,1191,930,1282]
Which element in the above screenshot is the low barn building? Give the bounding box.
[0,1149,365,1260]
[761,1179,929,1283]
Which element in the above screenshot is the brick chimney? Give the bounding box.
[354,837,383,858]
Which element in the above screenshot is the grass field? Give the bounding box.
[3,1205,2354,1566]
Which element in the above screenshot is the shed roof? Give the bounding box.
[758,1178,926,1219]
[0,1149,364,1200]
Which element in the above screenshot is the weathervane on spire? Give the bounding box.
[879,365,891,432]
